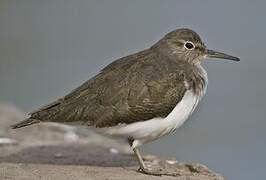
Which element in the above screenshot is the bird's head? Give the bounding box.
[153,28,240,64]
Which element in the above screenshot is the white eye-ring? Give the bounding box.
[184,41,195,50]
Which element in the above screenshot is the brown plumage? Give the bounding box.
[13,49,205,129]
[12,29,211,129]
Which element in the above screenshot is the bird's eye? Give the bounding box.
[184,41,195,50]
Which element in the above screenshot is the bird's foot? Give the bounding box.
[137,167,164,176]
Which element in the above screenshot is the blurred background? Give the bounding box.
[0,0,265,179]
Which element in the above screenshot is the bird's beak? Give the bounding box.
[205,49,240,61]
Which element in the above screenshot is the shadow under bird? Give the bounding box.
[12,28,240,176]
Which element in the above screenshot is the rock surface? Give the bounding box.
[0,104,224,180]
[1,162,223,180]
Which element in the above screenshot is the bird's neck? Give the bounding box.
[191,64,208,97]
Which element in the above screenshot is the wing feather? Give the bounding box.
[30,49,190,128]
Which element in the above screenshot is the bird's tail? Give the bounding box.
[11,118,40,129]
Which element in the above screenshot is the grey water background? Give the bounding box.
[0,0,265,179]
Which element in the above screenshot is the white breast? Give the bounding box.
[102,90,203,148]
[102,65,208,148]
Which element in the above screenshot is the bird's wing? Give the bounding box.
[29,49,190,128]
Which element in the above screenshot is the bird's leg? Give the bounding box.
[132,147,163,176]
[133,148,146,170]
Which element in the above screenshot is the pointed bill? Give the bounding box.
[206,49,240,61]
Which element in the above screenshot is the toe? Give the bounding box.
[139,168,163,176]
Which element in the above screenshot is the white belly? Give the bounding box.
[102,90,203,148]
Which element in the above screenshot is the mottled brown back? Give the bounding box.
[12,29,208,129]
[28,48,201,127]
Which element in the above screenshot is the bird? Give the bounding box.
[12,28,240,176]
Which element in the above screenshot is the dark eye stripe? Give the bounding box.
[195,46,205,51]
